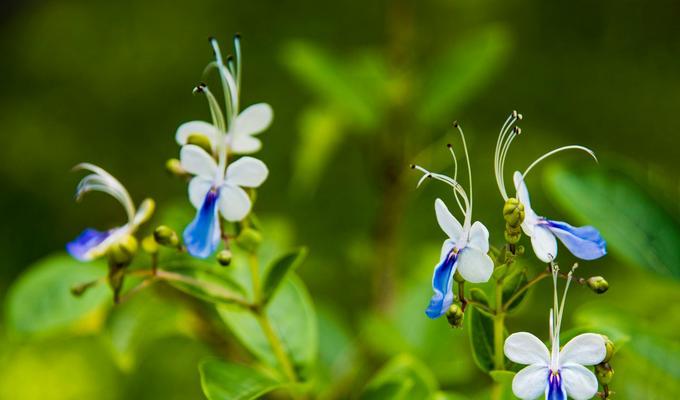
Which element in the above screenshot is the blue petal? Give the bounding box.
[425,251,458,319]
[545,219,607,260]
[546,372,566,400]
[183,189,221,259]
[66,228,114,261]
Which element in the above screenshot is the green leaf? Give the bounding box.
[199,359,283,400]
[489,370,517,400]
[161,267,248,306]
[262,247,308,304]
[5,253,110,336]
[468,306,496,373]
[218,275,318,372]
[545,165,680,279]
[418,26,511,124]
[502,268,528,312]
[360,354,438,400]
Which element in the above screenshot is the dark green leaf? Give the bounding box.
[468,306,496,373]
[262,247,308,303]
[360,354,438,400]
[199,359,283,400]
[218,275,318,372]
[545,165,680,279]
[502,269,528,312]
[5,253,110,336]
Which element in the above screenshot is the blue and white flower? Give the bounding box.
[413,125,493,319]
[504,266,606,400]
[494,111,606,263]
[178,36,270,258]
[67,163,154,261]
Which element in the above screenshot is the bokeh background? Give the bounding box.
[0,0,678,399]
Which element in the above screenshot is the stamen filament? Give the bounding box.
[194,84,226,133]
[447,144,465,215]
[522,145,597,180]
[411,164,471,224]
[494,112,519,200]
[454,122,473,208]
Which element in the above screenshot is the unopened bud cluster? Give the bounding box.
[108,235,138,266]
[596,335,615,386]
[446,304,464,328]
[503,198,525,244]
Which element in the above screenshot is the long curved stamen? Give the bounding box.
[454,122,473,209]
[447,144,465,215]
[194,84,226,133]
[411,164,471,225]
[233,33,242,96]
[556,263,578,342]
[550,262,560,369]
[494,111,521,200]
[73,163,136,222]
[522,145,597,180]
[209,38,239,126]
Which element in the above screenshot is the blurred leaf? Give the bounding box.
[282,41,381,128]
[502,268,528,312]
[162,267,248,306]
[218,275,318,372]
[291,106,344,194]
[489,370,517,400]
[418,26,510,124]
[468,306,496,373]
[5,253,109,336]
[545,165,680,279]
[315,305,359,397]
[360,354,438,400]
[200,359,283,400]
[262,247,308,304]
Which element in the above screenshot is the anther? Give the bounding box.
[512,110,518,118]
[453,121,459,128]
[193,83,207,94]
[234,32,241,40]
[410,164,416,169]
[447,143,452,148]
[517,113,523,120]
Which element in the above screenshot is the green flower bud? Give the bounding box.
[587,276,609,294]
[602,335,615,363]
[453,269,465,283]
[236,228,262,252]
[504,230,522,245]
[165,158,187,177]
[503,198,525,227]
[446,304,464,328]
[516,245,525,256]
[154,225,180,248]
[141,235,159,254]
[595,362,614,385]
[217,249,232,266]
[108,234,138,265]
[186,133,213,154]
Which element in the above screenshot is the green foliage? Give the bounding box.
[218,275,318,371]
[545,165,680,279]
[200,359,283,400]
[262,247,308,304]
[5,254,109,336]
[501,268,528,312]
[467,306,496,373]
[360,354,438,400]
[489,370,517,400]
[161,267,248,306]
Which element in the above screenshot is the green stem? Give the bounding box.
[502,270,551,311]
[493,281,505,371]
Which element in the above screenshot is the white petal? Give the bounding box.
[188,177,213,209]
[440,239,456,262]
[504,332,550,366]
[434,198,463,240]
[513,171,532,208]
[531,225,557,263]
[512,364,549,400]
[456,247,494,283]
[561,363,599,400]
[468,221,490,253]
[559,333,606,366]
[225,157,269,188]
[176,120,220,148]
[229,134,262,154]
[235,103,273,136]
[218,184,252,222]
[180,145,218,178]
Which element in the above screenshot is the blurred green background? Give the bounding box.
[0,0,679,399]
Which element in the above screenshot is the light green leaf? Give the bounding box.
[262,247,308,303]
[161,267,248,306]
[5,253,110,336]
[418,26,511,124]
[218,275,318,372]
[468,306,496,373]
[545,165,680,279]
[489,370,517,400]
[199,359,283,400]
[361,354,438,400]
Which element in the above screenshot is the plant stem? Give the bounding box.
[502,270,551,311]
[493,281,505,371]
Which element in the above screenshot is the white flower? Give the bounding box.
[412,124,493,319]
[504,267,606,400]
[494,111,606,263]
[67,163,153,261]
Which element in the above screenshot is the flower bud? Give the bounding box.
[446,304,464,328]
[595,362,614,385]
[186,133,213,154]
[503,198,525,227]
[602,335,615,363]
[154,225,180,248]
[236,228,262,252]
[108,234,138,265]
[217,249,232,266]
[516,245,525,256]
[453,269,465,283]
[587,276,609,294]
[165,158,187,177]
[141,235,159,254]
[504,230,522,245]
